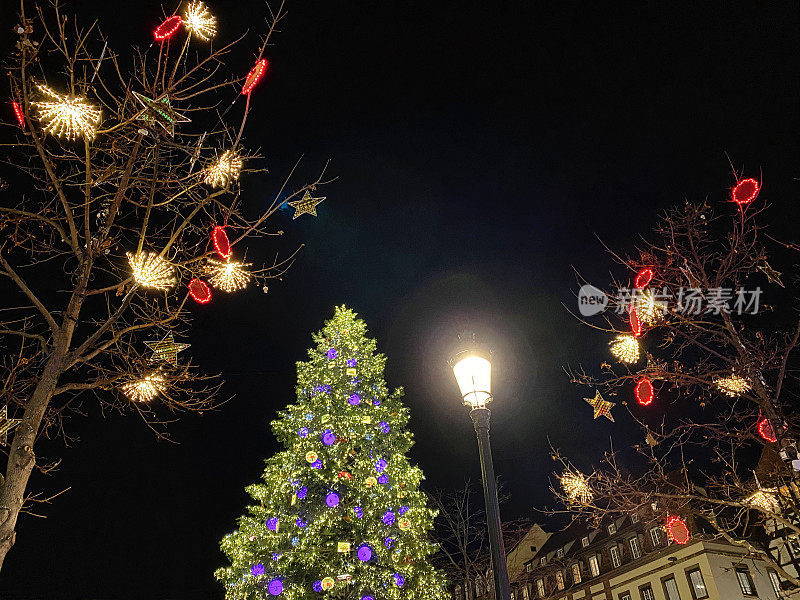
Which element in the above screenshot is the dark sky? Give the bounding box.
[2,0,800,598]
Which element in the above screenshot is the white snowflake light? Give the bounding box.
[184,1,217,41]
[610,334,640,363]
[127,251,176,290]
[715,373,751,397]
[34,85,102,140]
[206,258,251,292]
[121,371,167,402]
[560,470,593,504]
[204,150,243,188]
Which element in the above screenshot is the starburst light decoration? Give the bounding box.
[184,1,217,40]
[636,290,664,325]
[33,85,101,140]
[610,334,640,363]
[206,258,251,292]
[560,470,593,504]
[121,372,167,402]
[127,251,176,290]
[715,373,751,397]
[204,150,243,188]
[746,488,780,513]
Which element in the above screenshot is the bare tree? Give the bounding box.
[0,0,329,571]
[554,177,800,588]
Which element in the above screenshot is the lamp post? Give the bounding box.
[450,339,511,600]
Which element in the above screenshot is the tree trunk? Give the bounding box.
[0,348,65,570]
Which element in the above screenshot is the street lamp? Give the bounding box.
[450,337,511,600]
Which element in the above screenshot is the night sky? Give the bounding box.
[2,0,800,598]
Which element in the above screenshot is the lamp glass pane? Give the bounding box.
[453,355,491,407]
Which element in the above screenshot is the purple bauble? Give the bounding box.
[311,459,323,469]
[268,579,283,595]
[313,581,323,592]
[357,544,373,562]
[382,510,395,526]
[399,505,409,515]
[296,518,307,528]
[384,537,395,548]
[394,573,405,587]
[346,358,357,367]
[379,421,390,433]
[326,348,338,360]
[362,596,374,600]
[298,427,309,438]
[354,506,363,518]
[348,394,360,406]
[375,458,387,472]
[322,430,336,445]
[378,474,388,485]
[251,563,265,576]
[266,517,278,531]
[296,486,307,500]
[325,492,340,507]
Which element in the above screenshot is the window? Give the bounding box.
[768,571,781,596]
[631,513,640,523]
[736,568,756,596]
[608,523,617,535]
[476,577,484,597]
[662,577,681,600]
[639,585,655,600]
[526,563,532,572]
[556,547,564,559]
[510,593,515,600]
[610,545,622,568]
[588,554,600,577]
[536,579,545,597]
[650,527,663,547]
[620,593,632,600]
[581,535,590,548]
[540,557,546,566]
[572,563,582,584]
[522,585,530,600]
[629,536,642,560]
[686,568,709,599]
[555,570,565,591]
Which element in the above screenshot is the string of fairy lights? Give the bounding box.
[564,177,786,542]
[6,2,329,409]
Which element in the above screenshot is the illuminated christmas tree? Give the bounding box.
[216,307,447,600]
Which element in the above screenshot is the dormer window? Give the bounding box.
[607,523,617,535]
[556,548,564,559]
[581,536,590,548]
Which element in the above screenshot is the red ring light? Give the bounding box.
[757,415,777,443]
[211,226,232,260]
[635,377,654,406]
[188,278,212,304]
[154,15,183,41]
[666,515,689,545]
[242,59,268,95]
[634,268,653,289]
[731,178,760,205]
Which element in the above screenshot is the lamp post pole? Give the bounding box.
[469,406,511,600]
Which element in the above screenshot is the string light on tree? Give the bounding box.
[188,278,212,304]
[634,268,653,289]
[211,226,232,259]
[242,59,268,95]
[288,189,326,219]
[206,258,251,292]
[746,488,780,513]
[610,334,640,363]
[635,377,654,406]
[560,470,593,504]
[204,150,243,188]
[127,251,176,290]
[33,85,101,140]
[12,100,25,128]
[715,373,751,397]
[183,1,217,41]
[665,515,690,545]
[0,405,22,446]
[584,390,616,422]
[731,178,760,205]
[758,415,778,443]
[629,308,642,337]
[121,371,167,403]
[154,15,183,41]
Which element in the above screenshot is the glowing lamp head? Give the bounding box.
[451,343,492,409]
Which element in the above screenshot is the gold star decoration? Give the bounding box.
[132,91,190,137]
[584,390,615,422]
[0,405,22,446]
[288,190,325,220]
[144,331,190,365]
[759,262,784,288]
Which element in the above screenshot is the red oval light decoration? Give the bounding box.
[188,278,212,304]
[634,268,653,289]
[666,515,690,545]
[731,178,760,205]
[757,415,777,443]
[635,377,654,406]
[12,101,24,128]
[629,308,642,337]
[242,59,268,95]
[211,225,232,259]
[154,15,183,41]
